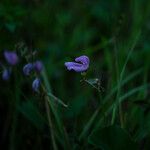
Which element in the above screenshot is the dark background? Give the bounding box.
[0,0,150,150]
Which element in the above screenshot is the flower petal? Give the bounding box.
[65,62,87,72]
[65,55,90,72]
[75,55,89,65]
[23,63,34,76]
[32,78,41,92]
[2,69,11,80]
[4,50,19,65]
[34,60,43,73]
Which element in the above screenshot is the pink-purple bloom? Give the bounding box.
[23,61,43,76]
[23,60,43,92]
[32,78,41,92]
[4,50,19,65]
[34,61,43,73]
[65,55,89,72]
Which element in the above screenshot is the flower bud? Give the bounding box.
[23,63,33,76]
[34,61,43,73]
[4,50,19,65]
[2,69,11,81]
[32,78,41,92]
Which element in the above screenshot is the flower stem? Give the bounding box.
[45,94,58,150]
[111,106,116,125]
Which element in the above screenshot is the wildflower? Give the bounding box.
[65,55,89,72]
[34,60,43,73]
[23,63,34,76]
[4,50,19,65]
[2,69,11,81]
[32,78,41,92]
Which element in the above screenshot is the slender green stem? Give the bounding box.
[119,103,124,128]
[45,94,58,150]
[111,37,120,125]
[42,85,57,150]
[47,92,68,108]
[111,106,116,125]
[42,69,70,149]
[9,72,20,150]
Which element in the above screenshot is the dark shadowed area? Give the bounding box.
[0,0,150,150]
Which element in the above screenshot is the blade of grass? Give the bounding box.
[41,67,70,150]
[44,92,58,150]
[104,68,143,102]
[75,31,141,147]
[78,68,142,139]
[119,85,150,103]
[111,31,141,126]
[94,84,150,131]
[74,83,149,150]
[47,92,68,108]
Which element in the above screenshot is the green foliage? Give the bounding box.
[18,100,46,130]
[1,0,150,150]
[89,125,138,150]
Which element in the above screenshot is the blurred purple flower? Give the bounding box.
[65,55,89,72]
[4,50,19,65]
[2,69,11,81]
[23,63,34,76]
[34,60,43,73]
[32,78,41,92]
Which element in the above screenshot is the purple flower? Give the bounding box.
[23,63,34,76]
[65,55,89,72]
[32,78,41,92]
[34,61,43,73]
[4,50,19,65]
[2,69,11,81]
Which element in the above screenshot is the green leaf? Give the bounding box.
[5,23,16,33]
[78,68,143,140]
[18,101,46,130]
[89,125,138,150]
[42,68,71,149]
